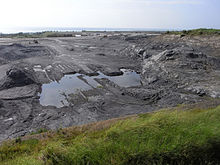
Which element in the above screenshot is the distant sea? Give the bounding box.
[0,27,171,34]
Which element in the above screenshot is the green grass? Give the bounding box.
[0,31,75,38]
[1,104,220,165]
[30,128,49,135]
[166,28,220,36]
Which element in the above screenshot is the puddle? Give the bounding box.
[39,74,93,108]
[95,69,141,88]
[39,69,141,108]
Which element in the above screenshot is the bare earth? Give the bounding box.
[0,32,220,142]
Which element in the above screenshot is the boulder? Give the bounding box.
[0,66,38,90]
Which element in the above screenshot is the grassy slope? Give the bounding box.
[166,28,220,36]
[1,104,220,165]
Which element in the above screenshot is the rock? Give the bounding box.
[186,86,206,96]
[143,75,159,84]
[7,68,27,79]
[210,91,220,98]
[159,49,179,61]
[186,52,200,58]
[0,84,39,100]
[143,51,151,59]
[67,48,74,51]
[123,88,161,102]
[0,100,3,108]
[96,53,106,56]
[105,71,123,76]
[0,66,38,90]
[33,40,39,44]
[186,52,199,58]
[138,49,145,55]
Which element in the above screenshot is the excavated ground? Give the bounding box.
[0,32,220,142]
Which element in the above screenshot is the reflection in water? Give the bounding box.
[39,70,141,108]
[96,69,141,88]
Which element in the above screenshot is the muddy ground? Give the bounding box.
[0,32,220,142]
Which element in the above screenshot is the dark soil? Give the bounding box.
[0,32,219,142]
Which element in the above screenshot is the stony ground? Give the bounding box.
[0,32,220,142]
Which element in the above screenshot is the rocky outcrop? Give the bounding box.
[0,84,39,100]
[139,37,220,99]
[0,66,39,90]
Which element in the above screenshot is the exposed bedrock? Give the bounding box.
[120,34,220,103]
[0,65,41,102]
[138,40,220,100]
[0,66,39,90]
[0,33,220,143]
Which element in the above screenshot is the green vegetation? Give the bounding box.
[1,104,220,165]
[166,28,220,36]
[30,128,49,135]
[0,31,77,38]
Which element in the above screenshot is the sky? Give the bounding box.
[0,0,220,33]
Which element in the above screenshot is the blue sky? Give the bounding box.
[0,0,219,32]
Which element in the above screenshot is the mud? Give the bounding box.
[0,32,220,142]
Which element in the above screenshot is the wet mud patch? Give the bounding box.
[39,69,141,108]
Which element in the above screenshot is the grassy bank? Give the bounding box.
[0,31,78,38]
[166,28,220,36]
[1,104,220,165]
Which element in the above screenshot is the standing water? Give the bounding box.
[39,69,141,108]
